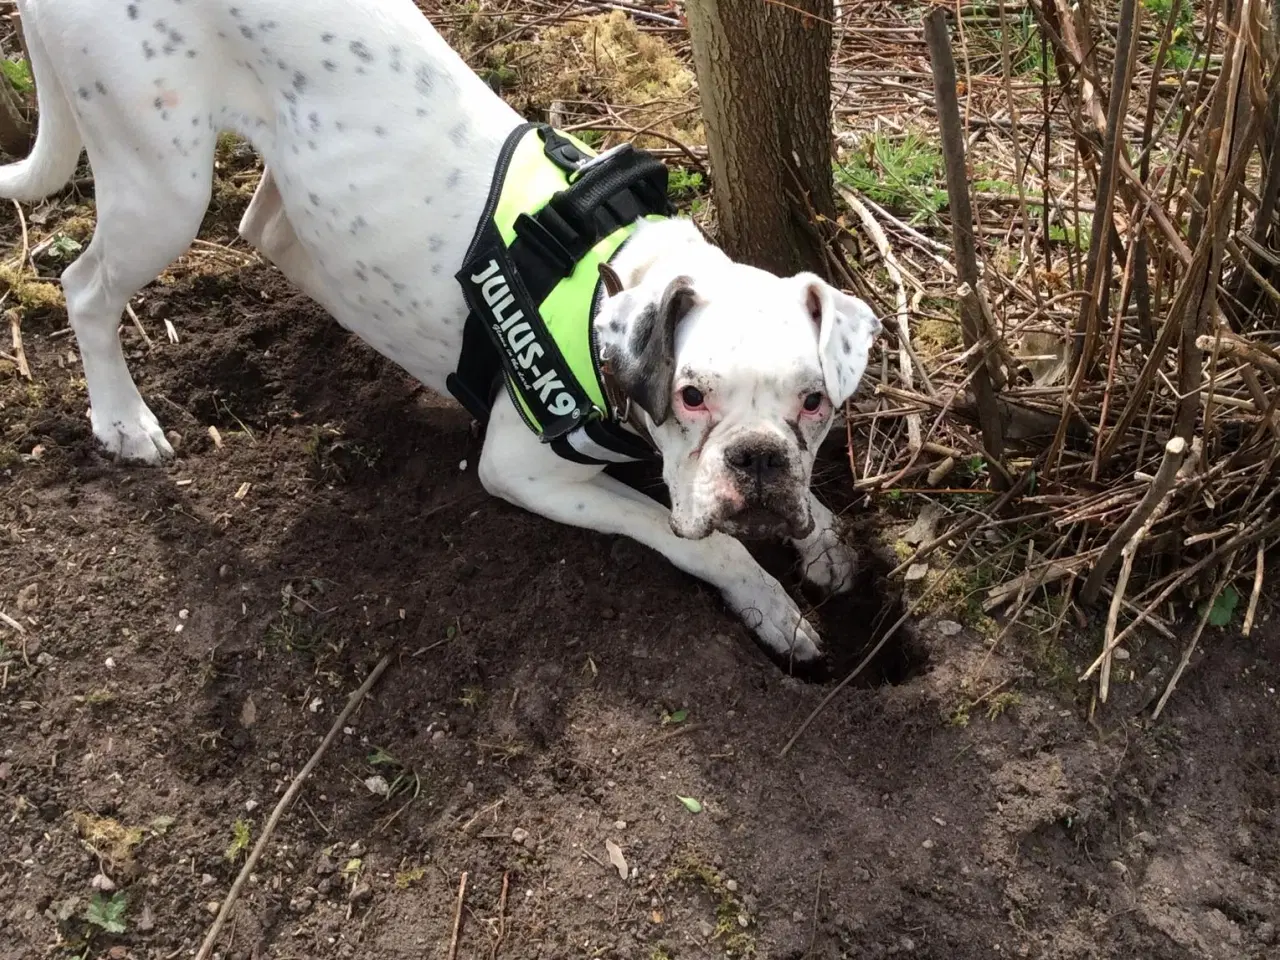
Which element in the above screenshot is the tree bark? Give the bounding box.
[685,0,835,277]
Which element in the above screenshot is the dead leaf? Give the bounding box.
[240,696,257,728]
[903,502,945,545]
[604,839,628,880]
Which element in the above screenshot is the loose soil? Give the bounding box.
[3,50,1280,960]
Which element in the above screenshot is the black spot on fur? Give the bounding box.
[449,123,468,147]
[239,24,254,40]
[77,87,90,100]
[293,71,307,93]
[153,96,165,110]
[186,49,197,58]
[309,112,321,132]
[308,192,320,206]
[416,107,427,118]
[446,169,462,188]
[127,4,138,19]
[389,46,403,72]
[229,6,242,17]
[323,59,337,72]
[840,335,852,354]
[96,81,107,95]
[142,41,156,59]
[355,268,368,282]
[427,235,444,253]
[349,40,372,62]
[321,32,335,43]
[374,125,387,137]
[415,64,434,95]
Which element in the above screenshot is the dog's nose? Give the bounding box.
[726,442,789,487]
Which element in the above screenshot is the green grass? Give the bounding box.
[1,58,32,94]
[1142,0,1199,70]
[836,132,946,225]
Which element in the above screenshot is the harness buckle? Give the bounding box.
[540,127,588,174]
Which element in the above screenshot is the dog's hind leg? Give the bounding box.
[61,128,215,462]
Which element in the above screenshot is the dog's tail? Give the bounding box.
[0,8,83,203]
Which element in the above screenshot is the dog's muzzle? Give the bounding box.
[715,438,812,540]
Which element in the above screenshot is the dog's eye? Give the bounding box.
[802,392,825,412]
[680,386,705,409]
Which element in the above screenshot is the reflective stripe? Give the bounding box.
[564,426,645,464]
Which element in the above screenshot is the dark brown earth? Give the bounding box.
[3,71,1280,960]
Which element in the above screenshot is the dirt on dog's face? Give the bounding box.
[597,255,881,542]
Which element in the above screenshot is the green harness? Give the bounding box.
[448,123,673,465]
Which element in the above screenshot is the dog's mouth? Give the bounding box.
[717,506,810,541]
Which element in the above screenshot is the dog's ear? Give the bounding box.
[799,275,881,407]
[614,275,698,426]
[598,261,625,298]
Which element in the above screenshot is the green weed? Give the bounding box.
[836,132,946,225]
[1,58,32,94]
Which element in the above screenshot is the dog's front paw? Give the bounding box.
[726,582,824,663]
[795,527,857,595]
[91,404,174,464]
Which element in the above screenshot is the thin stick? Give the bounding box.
[0,609,25,634]
[1242,543,1265,637]
[447,871,468,960]
[8,310,30,379]
[1097,440,1186,702]
[922,7,1006,479]
[490,871,510,960]
[1080,437,1187,606]
[194,654,393,960]
[838,185,924,450]
[124,303,155,349]
[1151,562,1237,720]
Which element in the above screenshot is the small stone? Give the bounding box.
[922,839,935,850]
[905,563,929,582]
[167,431,183,450]
[90,874,116,892]
[792,910,805,923]
[363,775,390,797]
[737,914,749,929]
[935,620,962,637]
[288,896,312,914]
[1108,860,1128,877]
[244,799,259,813]
[1134,831,1157,850]
[853,867,871,882]
[432,730,446,743]
[724,879,738,893]
[201,873,216,887]
[317,877,332,895]
[349,882,372,904]
[1255,921,1276,944]
[1112,647,1130,661]
[614,820,627,831]
[900,936,916,951]
[315,854,337,876]
[511,827,530,846]
[218,564,232,579]
[464,782,475,796]
[206,900,222,915]
[36,652,54,667]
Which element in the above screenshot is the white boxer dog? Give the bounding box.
[0,0,880,663]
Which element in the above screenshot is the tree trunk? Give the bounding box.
[685,0,835,278]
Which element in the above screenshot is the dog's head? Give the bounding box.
[597,221,881,541]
